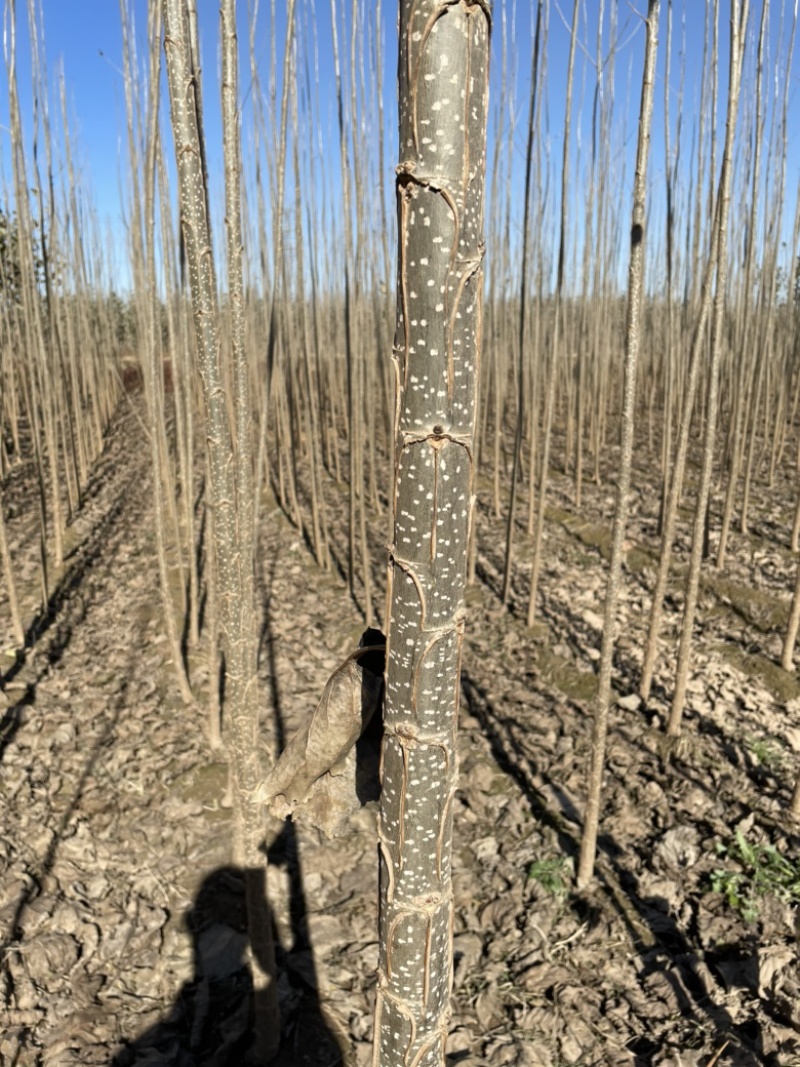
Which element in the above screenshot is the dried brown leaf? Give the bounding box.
[758,943,795,998]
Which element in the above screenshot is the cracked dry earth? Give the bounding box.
[2,399,800,1067]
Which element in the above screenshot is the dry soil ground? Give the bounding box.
[1,398,800,1066]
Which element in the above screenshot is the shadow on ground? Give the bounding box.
[109,848,345,1067]
[460,666,770,1067]
[0,404,147,763]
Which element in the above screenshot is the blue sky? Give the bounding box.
[0,1,798,296]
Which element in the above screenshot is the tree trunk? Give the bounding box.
[374,3,490,1064]
[527,0,579,627]
[782,556,800,672]
[161,1,278,1058]
[0,488,24,647]
[577,0,660,890]
[501,0,543,607]
[667,0,749,737]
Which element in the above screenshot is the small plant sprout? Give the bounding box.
[528,856,574,903]
[745,734,787,772]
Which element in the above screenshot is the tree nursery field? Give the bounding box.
[1,1,800,1066]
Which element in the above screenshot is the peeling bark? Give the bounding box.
[259,629,385,825]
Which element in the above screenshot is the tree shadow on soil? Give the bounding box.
[0,456,165,960]
[460,668,772,1067]
[0,690,128,961]
[0,404,148,761]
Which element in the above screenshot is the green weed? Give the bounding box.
[528,856,573,901]
[745,734,786,772]
[710,829,800,922]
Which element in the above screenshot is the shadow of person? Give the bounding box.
[110,852,345,1067]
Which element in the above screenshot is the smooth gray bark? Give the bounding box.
[374,3,490,1065]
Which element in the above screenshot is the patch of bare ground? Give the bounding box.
[1,409,799,1066]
